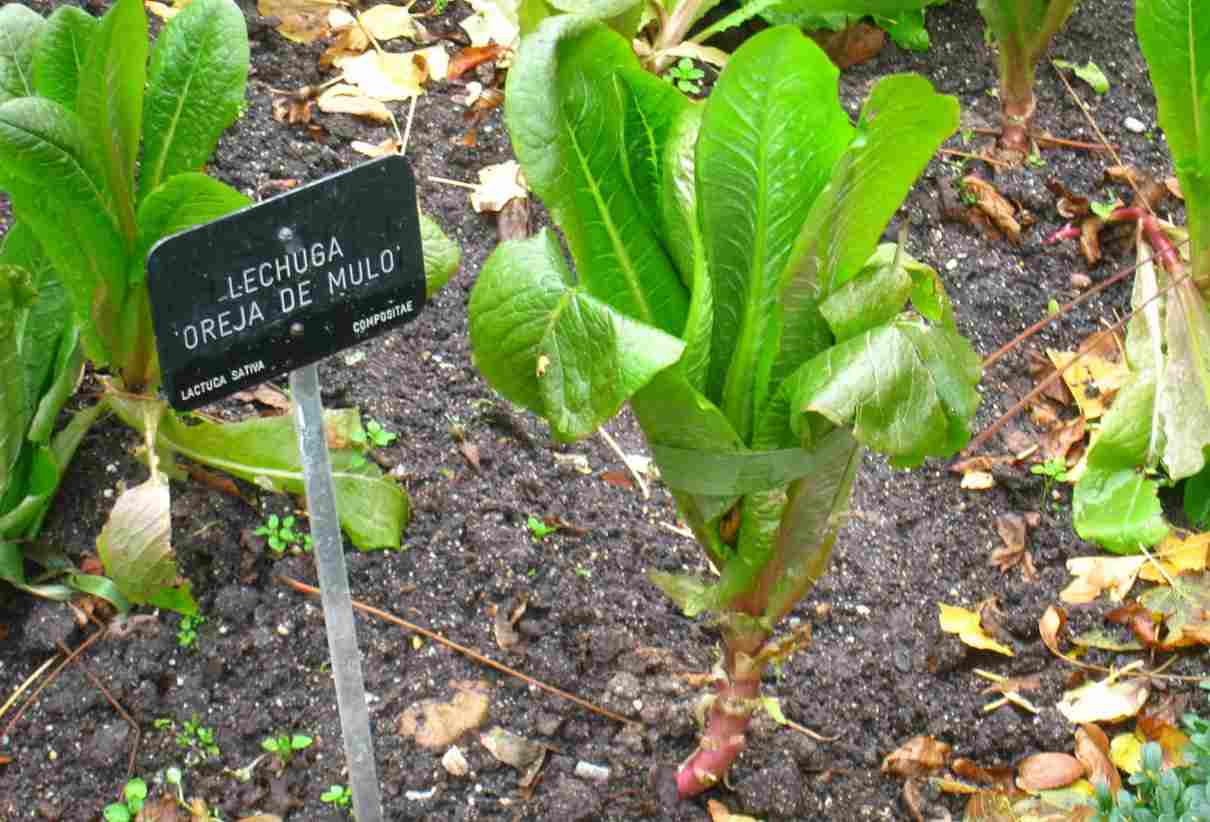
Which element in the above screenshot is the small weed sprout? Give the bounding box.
[261,732,313,769]
[177,614,205,648]
[102,778,147,822]
[664,58,705,94]
[176,714,221,763]
[254,513,313,555]
[1031,457,1069,507]
[351,418,398,467]
[321,784,353,809]
[526,515,558,540]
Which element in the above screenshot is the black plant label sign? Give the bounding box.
[148,155,426,411]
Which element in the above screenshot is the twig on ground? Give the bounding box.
[54,640,141,785]
[0,655,59,727]
[1054,71,1149,212]
[970,126,1114,152]
[276,575,637,725]
[939,148,1011,169]
[0,627,105,739]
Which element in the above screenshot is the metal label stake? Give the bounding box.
[291,361,382,822]
[146,155,428,820]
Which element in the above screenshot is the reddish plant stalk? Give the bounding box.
[675,625,768,798]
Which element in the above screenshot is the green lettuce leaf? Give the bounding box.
[0,4,44,104]
[32,6,98,111]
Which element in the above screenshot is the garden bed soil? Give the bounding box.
[0,0,1196,819]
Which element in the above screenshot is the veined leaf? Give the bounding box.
[32,6,99,112]
[1137,0,1210,284]
[0,265,32,502]
[135,173,251,281]
[779,74,956,378]
[0,4,44,104]
[77,0,146,245]
[774,316,980,466]
[0,224,63,423]
[469,230,685,441]
[697,26,853,440]
[420,212,461,297]
[1158,279,1210,480]
[505,19,689,335]
[107,395,409,551]
[139,0,250,199]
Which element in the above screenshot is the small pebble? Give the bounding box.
[1071,272,1092,290]
[574,761,610,782]
[442,746,469,776]
[1124,116,1147,134]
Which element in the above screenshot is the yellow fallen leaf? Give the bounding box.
[316,84,393,123]
[1057,677,1148,724]
[359,3,421,41]
[470,160,528,213]
[1139,531,1210,581]
[706,799,761,822]
[1109,732,1143,774]
[1061,555,1146,604]
[938,604,1014,656]
[334,50,426,101]
[351,137,403,158]
[960,470,995,490]
[460,0,518,51]
[881,735,951,778]
[1047,348,1129,420]
[258,0,336,44]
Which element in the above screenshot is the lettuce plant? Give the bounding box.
[469,17,978,796]
[0,0,460,610]
[975,0,1078,154]
[1068,0,1210,553]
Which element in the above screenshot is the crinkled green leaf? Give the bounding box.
[1052,58,1109,94]
[819,245,912,342]
[0,97,129,363]
[771,317,979,465]
[138,0,249,199]
[32,6,98,111]
[697,26,853,440]
[419,211,460,298]
[0,265,32,501]
[97,474,196,614]
[1073,373,1170,552]
[505,19,689,335]
[135,172,251,280]
[880,9,931,50]
[753,0,934,29]
[469,230,685,441]
[77,0,146,244]
[107,395,408,551]
[0,4,44,104]
[1137,0,1210,283]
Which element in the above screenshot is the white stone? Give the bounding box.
[442,746,469,776]
[1124,116,1147,134]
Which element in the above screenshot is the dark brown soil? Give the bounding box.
[1,0,1197,820]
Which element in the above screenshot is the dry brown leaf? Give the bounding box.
[938,603,1014,655]
[233,383,291,410]
[706,800,762,822]
[258,0,335,44]
[1105,602,1161,646]
[1016,752,1086,792]
[1139,531,1210,581]
[492,595,526,651]
[399,682,491,749]
[447,44,507,81]
[1061,555,1146,604]
[1137,714,1192,768]
[137,796,181,821]
[951,455,1016,474]
[1039,605,1066,657]
[961,470,995,490]
[991,513,1038,581]
[1046,178,1089,218]
[1058,676,1149,724]
[881,736,951,778]
[1046,348,1128,419]
[981,673,1041,696]
[320,12,370,68]
[317,84,393,123]
[334,51,426,101]
[271,87,317,124]
[962,175,1022,241]
[1075,724,1121,795]
[480,726,545,786]
[963,789,1019,821]
[1166,176,1184,200]
[351,137,403,158]
[811,20,885,69]
[1038,416,1086,464]
[497,197,530,243]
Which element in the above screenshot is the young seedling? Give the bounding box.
[321,784,353,809]
[176,614,205,648]
[261,732,313,770]
[102,778,147,822]
[975,0,1078,155]
[1031,457,1069,507]
[664,58,704,94]
[472,21,976,797]
[349,417,397,467]
[254,513,313,556]
[176,714,220,764]
[526,515,558,541]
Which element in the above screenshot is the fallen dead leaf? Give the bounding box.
[358,3,422,41]
[961,470,996,490]
[399,682,491,749]
[1139,531,1210,581]
[351,137,403,158]
[448,44,507,81]
[1136,714,1191,769]
[991,513,1038,581]
[470,160,528,213]
[460,0,519,49]
[1105,601,1161,646]
[1074,724,1120,794]
[492,595,526,651]
[1138,572,1210,647]
[1057,676,1149,724]
[962,175,1022,241]
[334,46,448,101]
[317,84,393,123]
[706,799,761,822]
[136,796,181,821]
[258,0,334,44]
[1039,605,1066,657]
[1079,215,1103,265]
[481,726,545,786]
[270,85,318,124]
[1046,348,1129,420]
[1110,731,1144,774]
[496,196,530,242]
[881,735,951,778]
[810,20,885,69]
[233,383,291,410]
[1166,176,1183,200]
[1016,751,1085,792]
[938,603,1014,656]
[1038,416,1086,464]
[1060,555,1146,604]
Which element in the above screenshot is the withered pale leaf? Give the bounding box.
[707,799,761,822]
[358,3,420,41]
[1016,752,1085,792]
[351,137,403,158]
[470,160,528,213]
[1039,606,1066,657]
[399,683,491,749]
[1057,677,1149,724]
[1046,349,1129,420]
[460,0,518,48]
[1138,531,1210,581]
[962,175,1021,241]
[258,0,334,43]
[938,603,1014,656]
[880,735,951,778]
[1074,724,1120,795]
[961,470,995,490]
[317,84,393,123]
[1060,555,1145,603]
